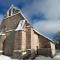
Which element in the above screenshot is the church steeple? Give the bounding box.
[6,4,20,17]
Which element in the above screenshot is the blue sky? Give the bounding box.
[0,0,60,39]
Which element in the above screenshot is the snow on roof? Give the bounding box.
[15,20,25,31]
[33,28,55,43]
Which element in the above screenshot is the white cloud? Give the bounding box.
[23,0,60,19]
[1,0,60,38]
[46,0,60,19]
[22,0,60,38]
[23,0,48,18]
[33,20,60,33]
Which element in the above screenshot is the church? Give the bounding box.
[0,5,56,59]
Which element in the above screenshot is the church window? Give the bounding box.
[13,8,16,14]
[9,10,11,16]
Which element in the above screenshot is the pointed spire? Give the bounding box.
[11,4,14,7]
[9,4,14,9]
[9,4,16,10]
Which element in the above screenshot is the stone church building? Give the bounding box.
[0,5,56,59]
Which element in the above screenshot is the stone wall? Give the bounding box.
[0,35,6,55]
[12,31,22,58]
[31,29,39,50]
[21,31,26,51]
[38,35,51,48]
[1,13,24,31]
[26,27,31,49]
[50,42,56,57]
[3,31,15,56]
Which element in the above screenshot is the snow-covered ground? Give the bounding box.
[0,55,60,60]
[0,55,12,60]
[34,55,60,60]
[0,50,60,60]
[34,50,60,60]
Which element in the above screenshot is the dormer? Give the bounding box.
[6,5,20,17]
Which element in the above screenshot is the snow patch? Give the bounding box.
[15,20,25,31]
[0,55,12,60]
[54,55,60,58]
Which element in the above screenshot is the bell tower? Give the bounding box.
[6,4,20,17]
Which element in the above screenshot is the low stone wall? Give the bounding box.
[37,48,51,57]
[12,48,54,59]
